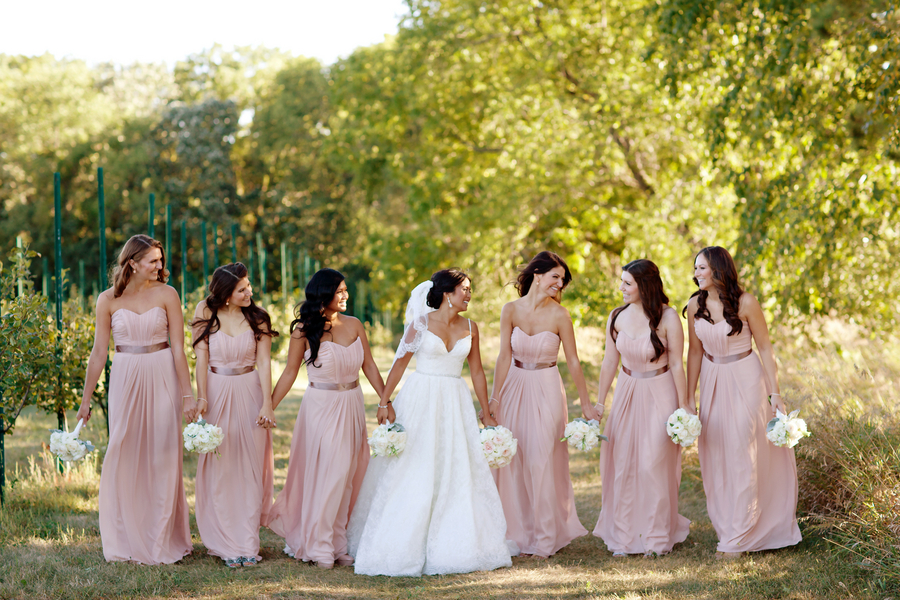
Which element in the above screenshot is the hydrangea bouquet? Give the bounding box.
[49,418,95,462]
[766,409,811,448]
[561,418,607,451]
[480,425,517,468]
[183,419,225,455]
[666,408,702,447]
[368,421,408,457]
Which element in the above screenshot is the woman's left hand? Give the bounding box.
[582,402,603,422]
[481,413,498,428]
[257,405,276,429]
[769,393,786,417]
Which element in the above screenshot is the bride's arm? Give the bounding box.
[468,321,497,427]
[378,353,411,424]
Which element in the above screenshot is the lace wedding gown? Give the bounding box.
[347,319,514,576]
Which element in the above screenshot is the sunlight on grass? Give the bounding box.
[1,323,898,598]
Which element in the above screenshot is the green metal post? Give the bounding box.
[165,205,172,286]
[280,242,287,304]
[213,224,219,268]
[181,221,187,307]
[303,254,311,283]
[98,168,110,434]
[202,221,209,285]
[248,239,255,290]
[15,236,24,297]
[256,232,266,295]
[230,224,237,264]
[78,259,85,310]
[42,257,49,298]
[54,173,65,473]
[148,193,155,238]
[313,259,320,274]
[286,246,294,304]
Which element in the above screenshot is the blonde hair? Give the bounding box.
[112,234,169,297]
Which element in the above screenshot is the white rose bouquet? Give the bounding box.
[766,409,810,448]
[368,421,407,457]
[49,418,95,462]
[183,419,225,455]
[480,425,518,469]
[666,408,702,447]
[561,418,607,451]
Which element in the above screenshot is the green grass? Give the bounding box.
[0,329,894,599]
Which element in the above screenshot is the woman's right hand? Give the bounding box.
[376,402,391,425]
[582,402,603,422]
[75,400,92,424]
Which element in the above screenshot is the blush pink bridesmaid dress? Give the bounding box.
[99,307,192,564]
[494,327,587,558]
[195,330,274,562]
[266,337,369,566]
[593,333,690,555]
[694,319,801,553]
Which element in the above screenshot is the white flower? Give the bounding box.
[369,422,407,457]
[47,419,95,462]
[562,418,605,452]
[666,409,701,447]
[182,420,224,455]
[766,409,810,448]
[480,425,517,468]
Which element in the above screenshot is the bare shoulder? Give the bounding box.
[96,289,114,309]
[194,299,211,319]
[154,282,181,305]
[661,306,681,327]
[468,319,480,336]
[291,323,307,340]
[738,291,761,315]
[686,295,699,315]
[549,300,571,321]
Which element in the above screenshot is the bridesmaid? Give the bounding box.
[592,259,690,557]
[685,246,801,558]
[266,268,386,569]
[490,251,596,559]
[76,234,194,564]
[192,263,278,568]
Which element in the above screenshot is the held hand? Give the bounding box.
[183,398,199,423]
[682,399,698,416]
[481,413,498,428]
[256,405,276,429]
[75,401,92,424]
[376,404,390,425]
[582,402,603,422]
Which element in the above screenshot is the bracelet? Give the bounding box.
[378,403,390,409]
[197,398,207,403]
[182,394,194,399]
[489,398,499,405]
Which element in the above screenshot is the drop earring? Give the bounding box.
[447,295,453,308]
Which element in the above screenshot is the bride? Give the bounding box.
[347,269,515,576]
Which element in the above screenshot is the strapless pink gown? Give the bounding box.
[266,338,369,564]
[195,330,274,561]
[593,333,690,555]
[695,319,801,552]
[494,327,587,557]
[99,307,192,564]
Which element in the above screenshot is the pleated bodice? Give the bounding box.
[694,319,752,357]
[305,338,364,384]
[209,330,257,369]
[511,327,559,364]
[615,332,669,372]
[414,329,470,378]
[111,306,169,346]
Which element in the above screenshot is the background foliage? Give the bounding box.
[1,1,898,327]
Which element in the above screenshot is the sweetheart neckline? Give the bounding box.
[425,329,471,354]
[111,306,165,319]
[512,326,559,339]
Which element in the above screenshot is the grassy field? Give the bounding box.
[0,329,895,600]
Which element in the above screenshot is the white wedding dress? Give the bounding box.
[347,317,514,576]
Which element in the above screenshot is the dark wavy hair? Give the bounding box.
[610,259,669,362]
[515,251,572,297]
[426,268,470,309]
[112,234,169,298]
[683,246,745,336]
[290,268,346,367]
[192,263,278,349]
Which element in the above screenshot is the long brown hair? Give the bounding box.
[684,246,745,336]
[290,268,345,367]
[515,251,572,297]
[610,259,669,362]
[192,263,278,348]
[112,234,169,298]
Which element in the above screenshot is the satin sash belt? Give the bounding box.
[704,349,752,364]
[210,365,255,376]
[621,364,669,379]
[309,379,360,391]
[115,341,169,354]
[513,359,558,370]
